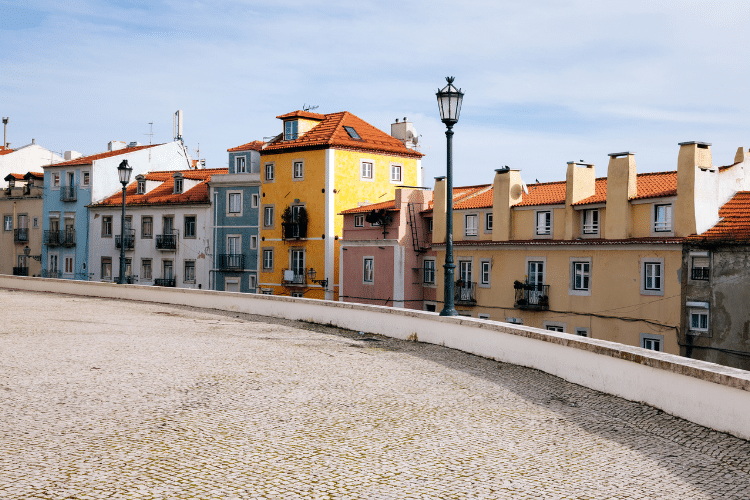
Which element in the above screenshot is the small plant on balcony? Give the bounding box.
[281,206,293,224]
[513,280,525,290]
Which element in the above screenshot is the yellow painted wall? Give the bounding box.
[631,204,652,238]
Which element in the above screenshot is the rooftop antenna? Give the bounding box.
[145,122,154,162]
[302,104,319,112]
[2,117,8,149]
[173,110,183,143]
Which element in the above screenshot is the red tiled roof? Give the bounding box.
[454,186,493,210]
[689,191,750,242]
[572,171,677,206]
[433,237,685,247]
[340,199,397,215]
[516,180,567,207]
[47,144,163,167]
[227,140,265,152]
[424,184,490,212]
[25,172,44,180]
[4,173,25,181]
[0,147,13,156]
[276,110,327,121]
[719,161,741,172]
[262,111,423,158]
[91,168,227,207]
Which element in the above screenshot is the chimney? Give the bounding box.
[734,146,746,164]
[31,138,35,145]
[432,176,447,244]
[604,152,637,239]
[2,117,7,149]
[675,141,713,236]
[391,117,419,150]
[108,141,126,152]
[64,151,83,161]
[492,167,524,241]
[564,161,595,239]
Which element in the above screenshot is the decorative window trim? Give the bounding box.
[82,171,91,187]
[363,256,374,284]
[227,191,243,217]
[248,274,257,291]
[652,203,674,236]
[262,248,274,271]
[263,205,275,228]
[479,259,491,288]
[484,212,493,233]
[264,163,275,183]
[640,333,664,351]
[102,215,113,237]
[141,216,153,239]
[464,213,478,237]
[534,210,553,238]
[354,215,364,227]
[141,258,153,281]
[640,257,665,296]
[569,257,592,296]
[173,174,184,194]
[251,193,259,208]
[581,208,600,237]
[360,159,375,182]
[292,159,305,181]
[183,215,197,239]
[183,260,196,283]
[250,235,258,250]
[235,155,247,174]
[423,259,436,286]
[389,163,403,184]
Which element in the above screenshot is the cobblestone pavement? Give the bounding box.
[1,289,750,499]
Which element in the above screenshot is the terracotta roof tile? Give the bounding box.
[572,171,677,206]
[27,172,44,179]
[340,199,397,215]
[4,173,25,181]
[91,168,227,207]
[47,144,163,167]
[0,147,13,156]
[434,237,685,247]
[689,191,750,242]
[516,180,567,207]
[454,186,493,210]
[227,140,265,152]
[262,111,423,158]
[276,110,327,120]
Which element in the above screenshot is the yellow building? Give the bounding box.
[0,172,44,277]
[258,111,423,300]
[432,142,733,355]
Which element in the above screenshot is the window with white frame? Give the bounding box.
[284,120,298,140]
[641,333,663,351]
[251,193,259,208]
[137,179,146,194]
[363,257,374,283]
[423,260,435,284]
[465,214,478,236]
[390,164,402,183]
[174,176,183,194]
[485,213,493,232]
[536,210,551,235]
[644,261,662,292]
[573,261,590,291]
[582,209,599,234]
[82,172,90,186]
[480,260,491,285]
[3,215,11,231]
[250,235,258,249]
[689,308,709,333]
[575,328,589,337]
[691,255,710,280]
[102,216,112,237]
[354,215,364,227]
[361,161,373,180]
[184,216,196,238]
[184,260,196,283]
[262,249,273,270]
[263,206,274,227]
[293,161,304,179]
[63,256,74,275]
[459,261,472,284]
[228,193,242,214]
[654,204,673,232]
[264,163,275,181]
[53,173,60,187]
[546,325,564,332]
[235,156,247,173]
[141,259,152,280]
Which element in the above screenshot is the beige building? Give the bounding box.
[0,172,44,276]
[431,142,747,355]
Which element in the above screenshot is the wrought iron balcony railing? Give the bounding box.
[154,278,176,287]
[115,275,138,284]
[691,267,710,280]
[115,230,136,250]
[60,186,77,202]
[282,269,307,285]
[218,254,245,270]
[43,230,61,246]
[13,267,28,276]
[156,232,177,250]
[454,281,476,304]
[282,222,307,240]
[41,269,61,279]
[14,228,28,243]
[61,229,76,247]
[514,281,550,310]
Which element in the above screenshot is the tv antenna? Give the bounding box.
[144,122,154,145]
[302,103,319,112]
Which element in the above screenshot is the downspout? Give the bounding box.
[211,189,217,290]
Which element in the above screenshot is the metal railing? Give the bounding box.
[282,222,307,240]
[43,230,74,246]
[115,230,136,250]
[156,232,177,250]
[12,267,28,276]
[43,230,60,246]
[115,275,138,284]
[61,229,76,247]
[691,268,710,280]
[41,269,61,279]
[218,254,245,270]
[60,186,77,202]
[282,269,307,285]
[454,281,476,304]
[514,282,550,310]
[14,228,28,243]
[154,278,176,287]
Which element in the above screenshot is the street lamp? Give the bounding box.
[117,159,133,284]
[436,76,464,316]
[307,267,328,289]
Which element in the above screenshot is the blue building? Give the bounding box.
[41,141,193,279]
[209,141,263,292]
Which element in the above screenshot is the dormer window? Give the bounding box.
[284,120,298,141]
[173,174,183,194]
[137,179,145,194]
[343,126,361,140]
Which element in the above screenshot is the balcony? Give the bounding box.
[691,268,710,280]
[13,267,28,276]
[115,275,138,284]
[282,222,307,241]
[218,254,245,271]
[14,228,28,243]
[60,186,77,202]
[454,281,476,305]
[41,269,61,279]
[155,232,177,250]
[115,230,136,250]
[282,269,307,286]
[154,278,176,287]
[43,230,61,246]
[514,281,550,310]
[61,229,76,247]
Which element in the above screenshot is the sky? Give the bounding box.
[1,0,749,187]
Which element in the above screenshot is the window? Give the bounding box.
[690,309,709,332]
[344,126,361,139]
[423,260,435,284]
[163,216,174,234]
[263,249,274,270]
[390,164,402,183]
[291,249,305,276]
[640,333,664,352]
[261,288,273,295]
[53,173,60,187]
[480,260,491,285]
[67,172,75,186]
[546,325,564,332]
[163,260,174,280]
[101,257,112,280]
[264,163,275,181]
[428,219,433,232]
[251,193,259,208]
[354,215,364,227]
[33,217,38,228]
[459,261,472,283]
[582,209,599,235]
[227,235,241,255]
[575,328,589,337]
[485,213,493,232]
[102,216,112,237]
[141,259,152,280]
[284,120,298,140]
[425,303,437,312]
[264,206,274,227]
[184,216,196,238]
[478,314,490,320]
[184,261,196,283]
[293,161,304,179]
[64,256,74,274]
[644,262,662,291]
[363,257,374,283]
[235,156,247,173]
[3,215,11,231]
[137,179,146,194]
[49,254,58,273]
[361,161,373,180]
[536,211,552,236]
[141,216,153,238]
[691,255,710,280]
[82,172,90,186]
[291,292,305,298]
[174,177,183,194]
[250,235,258,249]
[573,262,590,291]
[228,193,242,214]
[249,275,257,290]
[465,214,478,236]
[654,204,673,232]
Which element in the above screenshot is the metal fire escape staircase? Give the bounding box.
[407,203,427,253]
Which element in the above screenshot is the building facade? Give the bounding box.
[0,172,44,277]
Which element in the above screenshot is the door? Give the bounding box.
[291,249,305,282]
[163,216,174,234]
[291,205,303,237]
[458,261,472,301]
[163,260,173,280]
[227,236,241,268]
[528,261,544,303]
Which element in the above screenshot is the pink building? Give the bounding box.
[339,188,437,311]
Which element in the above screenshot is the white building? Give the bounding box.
[0,141,64,177]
